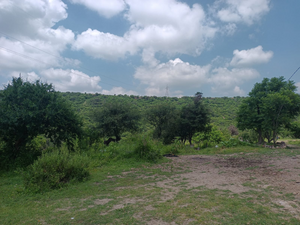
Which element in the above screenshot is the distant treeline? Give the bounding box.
[58,92,246,129]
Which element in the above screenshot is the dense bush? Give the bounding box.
[0,136,49,170]
[238,129,258,143]
[23,149,90,192]
[0,77,83,168]
[133,135,162,162]
[219,138,252,148]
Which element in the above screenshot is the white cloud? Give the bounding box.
[233,86,245,96]
[213,0,270,25]
[209,67,259,95]
[230,45,273,67]
[69,0,126,18]
[0,0,68,38]
[73,29,137,60]
[6,69,102,93]
[101,87,138,95]
[220,23,237,36]
[73,0,218,60]
[0,0,76,73]
[38,68,102,92]
[135,51,262,96]
[134,57,211,96]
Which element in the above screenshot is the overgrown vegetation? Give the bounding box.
[0,77,82,168]
[237,76,300,144]
[22,149,90,193]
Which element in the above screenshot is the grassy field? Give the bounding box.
[1,145,300,224]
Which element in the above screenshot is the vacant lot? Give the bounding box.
[1,147,300,224]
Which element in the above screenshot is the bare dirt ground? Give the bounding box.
[160,152,300,218]
[171,153,300,195]
[95,149,300,224]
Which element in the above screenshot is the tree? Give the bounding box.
[146,103,178,139]
[237,76,300,144]
[0,77,83,161]
[177,92,210,144]
[93,100,140,142]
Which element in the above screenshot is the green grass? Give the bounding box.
[179,144,300,158]
[1,146,300,224]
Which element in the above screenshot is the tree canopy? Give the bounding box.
[0,77,83,160]
[93,100,140,141]
[236,76,300,144]
[177,93,210,144]
[146,102,178,140]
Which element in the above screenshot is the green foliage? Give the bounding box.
[60,92,245,130]
[133,135,162,162]
[22,149,90,193]
[0,77,83,166]
[238,129,258,143]
[237,76,300,144]
[177,93,210,144]
[85,133,163,164]
[193,124,226,148]
[219,138,252,148]
[93,100,140,141]
[286,120,300,138]
[146,102,178,141]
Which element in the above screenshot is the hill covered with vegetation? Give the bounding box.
[59,92,245,129]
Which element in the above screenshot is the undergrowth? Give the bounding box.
[22,149,90,193]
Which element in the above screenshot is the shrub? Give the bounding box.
[23,149,90,192]
[238,129,258,143]
[133,135,162,162]
[219,138,252,148]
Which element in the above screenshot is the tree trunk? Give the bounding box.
[116,135,121,142]
[257,130,264,144]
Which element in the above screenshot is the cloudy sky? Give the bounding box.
[0,0,299,97]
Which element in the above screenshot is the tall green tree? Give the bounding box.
[0,77,83,161]
[93,100,140,141]
[146,102,178,139]
[237,76,300,144]
[177,92,210,144]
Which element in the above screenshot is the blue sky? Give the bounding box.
[0,0,299,97]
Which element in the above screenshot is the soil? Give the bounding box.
[101,150,300,222]
[170,154,300,195]
[165,152,300,219]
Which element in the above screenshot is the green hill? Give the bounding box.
[59,92,246,129]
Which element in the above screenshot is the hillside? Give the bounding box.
[59,92,246,129]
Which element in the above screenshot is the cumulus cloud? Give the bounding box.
[0,0,68,38]
[213,0,271,25]
[73,29,137,60]
[73,0,217,60]
[134,51,262,96]
[209,67,260,95]
[18,69,102,93]
[230,45,273,67]
[70,0,126,18]
[101,87,138,95]
[0,0,76,73]
[134,56,211,96]
[69,0,126,18]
